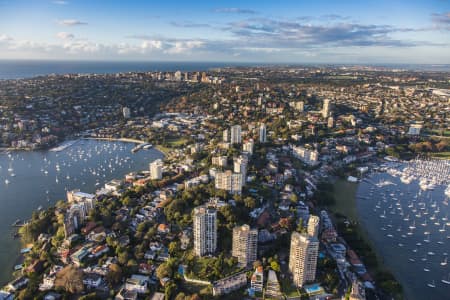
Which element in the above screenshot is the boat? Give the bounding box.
[442,273,450,285]
[142,143,153,150]
[424,267,430,272]
[11,219,21,226]
[427,280,436,288]
[4,179,10,184]
[441,257,448,266]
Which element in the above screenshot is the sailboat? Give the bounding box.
[427,280,436,288]
[442,273,450,285]
[441,257,448,266]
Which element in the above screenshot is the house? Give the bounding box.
[115,288,138,300]
[8,276,29,292]
[157,224,170,234]
[83,273,103,289]
[124,275,150,294]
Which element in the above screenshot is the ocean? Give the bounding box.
[0,60,256,80]
[0,60,449,80]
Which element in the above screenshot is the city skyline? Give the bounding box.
[0,0,449,63]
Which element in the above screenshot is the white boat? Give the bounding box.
[441,257,448,266]
[427,280,435,288]
[5,179,10,184]
[442,273,450,285]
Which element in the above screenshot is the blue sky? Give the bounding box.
[0,0,449,63]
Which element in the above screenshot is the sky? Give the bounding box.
[0,0,449,64]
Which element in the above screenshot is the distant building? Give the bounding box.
[307,215,320,238]
[292,145,319,166]
[289,232,319,287]
[230,125,242,144]
[233,155,248,185]
[149,159,163,180]
[223,129,229,143]
[215,170,243,194]
[407,124,422,135]
[259,123,267,143]
[212,156,227,167]
[193,206,217,256]
[123,107,131,119]
[322,99,331,118]
[232,224,258,267]
[243,139,254,155]
[327,116,334,128]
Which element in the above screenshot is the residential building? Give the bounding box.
[223,129,229,143]
[215,170,243,194]
[307,215,320,238]
[123,107,131,119]
[322,99,331,118]
[289,232,319,287]
[232,224,258,267]
[265,270,282,298]
[292,145,319,166]
[212,156,227,167]
[250,266,264,292]
[149,159,163,180]
[193,206,217,256]
[212,271,247,296]
[230,125,242,144]
[259,123,267,143]
[243,139,254,154]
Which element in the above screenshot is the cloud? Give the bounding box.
[224,18,428,48]
[53,0,68,4]
[431,12,450,30]
[170,21,211,28]
[56,32,74,39]
[214,8,257,14]
[0,34,13,42]
[58,19,88,26]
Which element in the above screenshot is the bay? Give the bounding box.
[0,139,164,285]
[357,168,450,300]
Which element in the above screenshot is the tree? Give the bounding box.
[156,262,173,279]
[244,196,256,209]
[55,265,85,294]
[165,282,177,300]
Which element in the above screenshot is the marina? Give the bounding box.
[0,139,164,285]
[357,159,450,300]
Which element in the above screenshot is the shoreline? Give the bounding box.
[1,138,165,287]
[331,176,404,299]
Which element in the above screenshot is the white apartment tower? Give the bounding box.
[215,170,243,194]
[233,156,248,185]
[123,107,131,118]
[232,224,258,266]
[223,129,229,143]
[230,125,242,144]
[149,159,163,180]
[193,206,217,256]
[259,123,267,143]
[289,232,319,287]
[307,215,320,238]
[322,99,331,118]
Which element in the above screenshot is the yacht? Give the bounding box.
[427,280,436,288]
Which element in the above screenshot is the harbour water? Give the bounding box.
[0,139,164,285]
[357,165,450,300]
